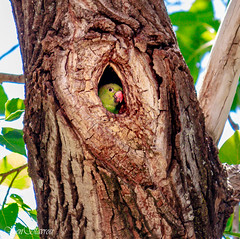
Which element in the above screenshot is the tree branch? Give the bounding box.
[223,163,240,201]
[0,163,28,207]
[0,44,19,61]
[198,0,240,143]
[0,73,25,84]
[0,163,28,185]
[228,115,240,131]
[2,170,20,207]
[233,205,239,239]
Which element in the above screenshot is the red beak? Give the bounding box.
[114,91,123,103]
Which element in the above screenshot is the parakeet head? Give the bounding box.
[98,83,123,114]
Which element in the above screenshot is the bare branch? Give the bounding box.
[0,163,28,185]
[2,170,20,207]
[228,115,240,131]
[0,44,19,61]
[198,0,240,143]
[0,163,28,207]
[0,73,25,84]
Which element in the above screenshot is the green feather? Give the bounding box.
[98,83,122,114]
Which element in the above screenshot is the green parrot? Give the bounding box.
[98,83,123,114]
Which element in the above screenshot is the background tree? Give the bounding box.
[0,0,239,236]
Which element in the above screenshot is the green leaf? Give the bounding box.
[231,80,240,111]
[10,194,37,221]
[0,128,26,156]
[15,223,40,239]
[28,210,38,222]
[224,231,240,237]
[0,153,30,189]
[10,194,31,210]
[0,85,8,116]
[0,203,19,234]
[10,194,24,205]
[6,110,25,121]
[219,130,240,164]
[224,213,233,232]
[5,98,25,121]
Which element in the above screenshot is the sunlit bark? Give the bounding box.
[198,0,240,143]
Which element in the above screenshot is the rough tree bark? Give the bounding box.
[10,0,238,238]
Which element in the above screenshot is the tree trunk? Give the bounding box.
[10,0,236,238]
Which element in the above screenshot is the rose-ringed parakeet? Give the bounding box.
[98,83,123,114]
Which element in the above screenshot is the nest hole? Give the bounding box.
[98,65,126,114]
[98,65,123,88]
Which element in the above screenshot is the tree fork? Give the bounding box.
[10,0,236,238]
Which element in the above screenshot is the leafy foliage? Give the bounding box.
[0,169,38,238]
[5,98,25,121]
[10,194,37,222]
[0,153,30,189]
[0,84,37,238]
[219,130,240,165]
[170,0,219,82]
[169,0,240,112]
[0,128,26,156]
[0,85,8,115]
[0,203,18,234]
[0,198,39,239]
[15,223,39,239]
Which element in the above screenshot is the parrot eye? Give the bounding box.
[108,88,113,92]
